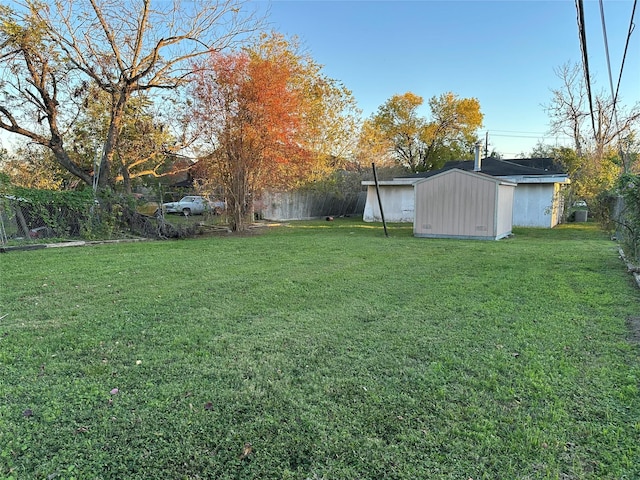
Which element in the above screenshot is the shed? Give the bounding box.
[363,157,570,228]
[413,169,516,240]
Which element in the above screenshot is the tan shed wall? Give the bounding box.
[414,171,499,238]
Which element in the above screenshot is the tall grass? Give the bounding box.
[1,220,639,479]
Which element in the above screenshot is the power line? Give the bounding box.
[576,0,597,143]
[599,0,637,172]
[609,0,637,134]
[488,129,553,135]
[490,133,568,140]
[614,0,636,106]
[599,0,617,126]
[488,132,572,140]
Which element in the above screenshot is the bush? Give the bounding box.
[8,187,96,238]
[615,173,640,263]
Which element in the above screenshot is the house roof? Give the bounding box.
[398,157,569,184]
[414,168,516,187]
[361,157,570,187]
[505,157,566,173]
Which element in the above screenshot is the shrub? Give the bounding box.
[9,186,96,238]
[615,173,640,263]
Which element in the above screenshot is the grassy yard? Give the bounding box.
[1,220,639,479]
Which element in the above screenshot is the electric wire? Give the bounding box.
[599,0,619,136]
[575,0,597,142]
[613,1,637,109]
[490,133,571,140]
[601,0,637,172]
[610,0,637,134]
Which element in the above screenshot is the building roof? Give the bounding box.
[415,168,516,187]
[505,157,566,173]
[398,157,569,183]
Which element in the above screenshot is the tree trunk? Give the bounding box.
[50,143,93,186]
[99,91,130,189]
[119,146,132,194]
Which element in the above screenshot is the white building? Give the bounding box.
[362,158,570,228]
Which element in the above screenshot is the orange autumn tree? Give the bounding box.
[191,36,318,231]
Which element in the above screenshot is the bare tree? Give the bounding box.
[0,0,263,189]
[546,62,640,161]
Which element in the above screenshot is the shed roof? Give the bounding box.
[401,157,567,179]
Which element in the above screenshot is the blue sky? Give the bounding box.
[258,0,640,157]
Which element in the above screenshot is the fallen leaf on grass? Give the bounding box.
[76,426,89,433]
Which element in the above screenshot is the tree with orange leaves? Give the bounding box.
[191,33,358,231]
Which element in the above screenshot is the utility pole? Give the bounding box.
[371,163,389,237]
[484,131,489,158]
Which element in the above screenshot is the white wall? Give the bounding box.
[362,178,566,228]
[512,184,558,227]
[363,184,415,222]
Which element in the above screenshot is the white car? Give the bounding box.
[163,196,209,215]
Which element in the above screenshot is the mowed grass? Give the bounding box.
[1,220,639,479]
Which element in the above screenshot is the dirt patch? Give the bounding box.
[627,317,640,344]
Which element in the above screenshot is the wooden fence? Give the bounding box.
[258,190,366,221]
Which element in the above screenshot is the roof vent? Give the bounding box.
[474,141,482,171]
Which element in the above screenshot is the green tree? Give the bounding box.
[368,92,425,172]
[0,143,69,189]
[422,92,484,169]
[0,0,262,191]
[68,87,179,193]
[354,119,398,171]
[366,92,483,173]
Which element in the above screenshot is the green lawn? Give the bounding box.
[1,220,639,479]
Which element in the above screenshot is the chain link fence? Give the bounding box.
[0,195,86,245]
[0,193,212,247]
[612,195,640,265]
[0,186,366,247]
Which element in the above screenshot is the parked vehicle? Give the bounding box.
[163,196,209,215]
